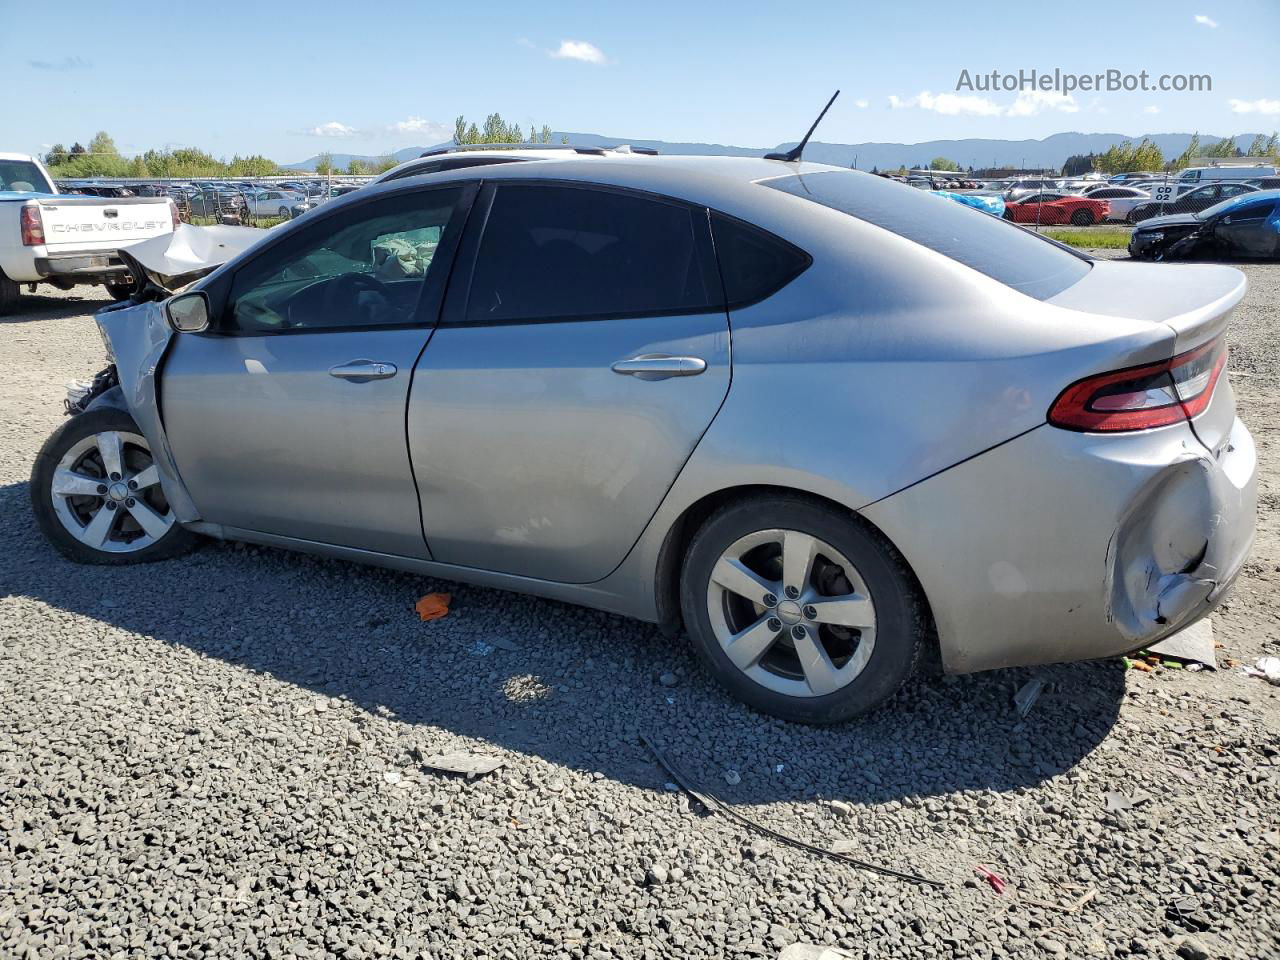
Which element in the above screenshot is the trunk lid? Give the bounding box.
[36,196,173,253]
[1048,259,1244,454]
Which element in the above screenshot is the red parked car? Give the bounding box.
[1003,192,1110,226]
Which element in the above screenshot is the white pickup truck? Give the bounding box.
[0,152,176,315]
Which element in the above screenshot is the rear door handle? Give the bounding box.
[610,354,707,381]
[328,359,398,382]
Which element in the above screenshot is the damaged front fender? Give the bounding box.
[94,299,200,523]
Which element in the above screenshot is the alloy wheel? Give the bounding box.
[49,430,175,554]
[705,528,877,698]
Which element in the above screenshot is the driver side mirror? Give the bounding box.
[166,291,210,333]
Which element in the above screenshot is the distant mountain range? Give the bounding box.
[284,131,1267,173]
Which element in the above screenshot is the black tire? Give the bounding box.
[1002,209,1013,221]
[1070,208,1094,226]
[277,206,290,219]
[106,281,134,301]
[30,407,199,565]
[0,268,20,316]
[679,495,926,724]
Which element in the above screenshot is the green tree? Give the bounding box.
[314,152,334,176]
[539,124,553,144]
[1062,153,1095,176]
[88,131,118,156]
[1204,135,1241,158]
[929,156,959,171]
[371,155,399,174]
[45,144,69,167]
[129,155,148,177]
[228,154,279,177]
[1132,138,1165,172]
[1173,133,1201,170]
[347,158,369,176]
[69,142,86,156]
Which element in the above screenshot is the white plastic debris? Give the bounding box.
[724,769,741,786]
[382,770,402,785]
[1013,678,1045,718]
[1242,657,1280,685]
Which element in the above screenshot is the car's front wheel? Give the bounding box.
[30,408,198,564]
[1070,208,1095,226]
[680,496,925,724]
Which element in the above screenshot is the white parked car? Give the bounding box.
[1081,185,1152,222]
[241,188,310,219]
[0,152,176,313]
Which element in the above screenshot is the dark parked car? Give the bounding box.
[1129,189,1280,261]
[187,185,249,224]
[1128,182,1258,223]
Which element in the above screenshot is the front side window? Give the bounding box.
[226,187,462,333]
[463,184,717,323]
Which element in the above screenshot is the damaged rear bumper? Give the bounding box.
[862,417,1257,674]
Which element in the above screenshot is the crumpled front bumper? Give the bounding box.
[862,417,1257,674]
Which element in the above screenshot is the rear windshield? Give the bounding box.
[0,159,54,194]
[764,170,1091,300]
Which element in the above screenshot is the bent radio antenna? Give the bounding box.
[765,90,840,162]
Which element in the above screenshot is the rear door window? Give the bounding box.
[462,183,718,323]
[710,213,811,308]
[765,170,1090,300]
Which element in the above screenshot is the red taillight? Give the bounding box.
[1048,338,1226,432]
[20,205,45,246]
[168,197,180,230]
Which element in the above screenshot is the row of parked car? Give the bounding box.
[55,178,369,224]
[893,164,1279,226]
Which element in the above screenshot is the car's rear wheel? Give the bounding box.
[680,496,924,724]
[0,268,21,316]
[106,281,134,301]
[30,408,198,565]
[1071,208,1094,226]
[278,206,290,219]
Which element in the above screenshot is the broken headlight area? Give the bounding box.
[65,365,119,416]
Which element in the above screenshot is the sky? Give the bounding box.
[3,0,1278,164]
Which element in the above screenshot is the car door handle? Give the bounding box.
[610,354,707,381]
[328,359,398,382]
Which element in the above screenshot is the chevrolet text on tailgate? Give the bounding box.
[0,152,177,315]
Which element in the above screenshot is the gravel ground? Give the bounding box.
[2,267,1278,960]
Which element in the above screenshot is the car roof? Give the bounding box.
[329,154,859,237]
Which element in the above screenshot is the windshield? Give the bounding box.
[765,170,1091,300]
[0,159,54,194]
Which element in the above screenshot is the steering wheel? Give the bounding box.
[318,271,391,326]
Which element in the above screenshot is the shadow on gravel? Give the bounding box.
[0,478,1124,806]
[0,294,109,324]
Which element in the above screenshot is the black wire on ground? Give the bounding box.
[641,733,945,889]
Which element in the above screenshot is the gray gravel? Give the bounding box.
[2,276,1279,960]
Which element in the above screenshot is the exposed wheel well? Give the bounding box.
[653,485,938,663]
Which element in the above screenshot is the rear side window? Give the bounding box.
[765,170,1091,301]
[465,184,717,322]
[710,213,811,308]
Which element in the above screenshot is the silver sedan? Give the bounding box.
[31,157,1257,724]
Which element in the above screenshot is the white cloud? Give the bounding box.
[1144,105,1161,114]
[551,40,606,64]
[389,117,451,141]
[1229,97,1280,115]
[888,89,1078,117]
[889,91,1003,116]
[854,99,869,109]
[1194,14,1218,27]
[309,121,358,138]
[1007,90,1080,116]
